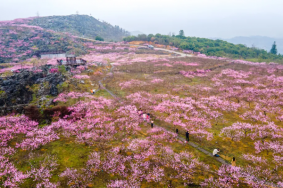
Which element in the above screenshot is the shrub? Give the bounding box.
[58,65,67,74]
[43,106,72,122]
[95,36,104,41]
[24,105,41,122]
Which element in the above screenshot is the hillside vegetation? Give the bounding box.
[1,15,283,187]
[0,15,130,64]
[1,41,283,187]
[29,15,130,41]
[0,24,88,63]
[124,34,283,63]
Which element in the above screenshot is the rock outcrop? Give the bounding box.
[0,65,65,115]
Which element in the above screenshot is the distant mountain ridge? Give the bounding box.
[223,36,283,54]
[28,15,130,41]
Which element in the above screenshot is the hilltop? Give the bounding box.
[0,15,130,63]
[28,15,130,41]
[0,14,130,63]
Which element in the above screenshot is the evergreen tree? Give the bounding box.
[179,30,185,37]
[270,41,277,55]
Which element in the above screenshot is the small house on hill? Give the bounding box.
[57,55,87,66]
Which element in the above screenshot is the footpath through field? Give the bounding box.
[97,63,117,98]
[154,47,193,58]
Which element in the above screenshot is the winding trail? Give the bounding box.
[130,44,193,58]
[97,63,118,98]
[98,80,116,98]
[154,47,193,58]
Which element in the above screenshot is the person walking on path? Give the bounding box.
[176,129,179,134]
[186,131,189,142]
[142,113,147,121]
[151,120,154,128]
[213,148,220,157]
[146,114,150,123]
[231,157,236,166]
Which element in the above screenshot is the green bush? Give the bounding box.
[58,65,67,74]
[95,36,104,41]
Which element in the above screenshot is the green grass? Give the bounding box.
[95,89,112,98]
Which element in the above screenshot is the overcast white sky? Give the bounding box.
[0,0,282,38]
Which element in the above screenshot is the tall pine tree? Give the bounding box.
[270,41,277,55]
[179,30,185,37]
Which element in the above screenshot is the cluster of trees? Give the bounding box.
[124,31,283,62]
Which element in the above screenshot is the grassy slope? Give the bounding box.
[29,15,130,41]
[2,43,281,187]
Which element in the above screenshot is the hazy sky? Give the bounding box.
[1,0,282,38]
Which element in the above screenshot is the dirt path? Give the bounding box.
[97,63,118,98]
[154,47,193,58]
[98,80,116,98]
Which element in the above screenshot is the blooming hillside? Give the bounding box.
[0,19,89,63]
[1,41,283,187]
